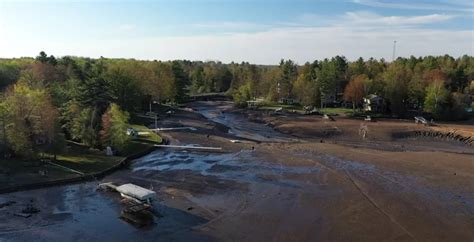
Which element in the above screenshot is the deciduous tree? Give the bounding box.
[2,84,59,157]
[100,103,130,152]
[344,74,367,111]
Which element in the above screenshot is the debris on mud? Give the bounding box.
[12,204,40,219]
[120,200,154,227]
[0,201,16,209]
[21,204,40,214]
[14,212,32,218]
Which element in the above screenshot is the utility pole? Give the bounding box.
[392,40,397,61]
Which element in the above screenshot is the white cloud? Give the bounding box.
[2,25,471,64]
[353,0,474,12]
[193,21,267,31]
[0,10,471,64]
[343,11,455,26]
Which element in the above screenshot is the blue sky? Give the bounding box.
[0,0,473,64]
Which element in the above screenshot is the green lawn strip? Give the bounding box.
[129,124,163,143]
[52,124,161,174]
[54,152,122,174]
[320,108,354,116]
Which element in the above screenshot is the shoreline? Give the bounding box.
[0,139,165,195]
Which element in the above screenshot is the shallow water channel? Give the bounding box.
[191,101,295,142]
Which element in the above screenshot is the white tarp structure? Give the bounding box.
[116,183,157,204]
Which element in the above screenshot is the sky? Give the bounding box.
[0,0,473,64]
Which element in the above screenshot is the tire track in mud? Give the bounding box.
[343,169,416,240]
[195,189,250,240]
[293,152,417,240]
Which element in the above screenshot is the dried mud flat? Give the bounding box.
[1,101,473,242]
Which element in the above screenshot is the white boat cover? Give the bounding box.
[116,183,156,201]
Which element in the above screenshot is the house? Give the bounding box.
[278,98,298,105]
[363,94,384,113]
[247,98,264,109]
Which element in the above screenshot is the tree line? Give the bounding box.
[0,52,472,158]
[232,56,473,122]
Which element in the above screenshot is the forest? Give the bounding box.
[0,52,473,158]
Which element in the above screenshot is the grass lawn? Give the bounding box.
[54,144,122,174]
[52,124,162,174]
[129,124,162,143]
[320,108,354,116]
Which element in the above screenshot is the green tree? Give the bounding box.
[332,55,348,92]
[407,77,425,110]
[383,61,411,116]
[171,61,188,102]
[45,122,66,160]
[76,76,112,146]
[232,82,252,107]
[35,51,58,66]
[155,63,176,102]
[0,61,21,89]
[349,57,366,77]
[190,66,206,94]
[100,103,130,152]
[71,107,98,147]
[279,59,298,99]
[424,80,449,118]
[293,62,319,106]
[36,51,49,63]
[2,84,58,158]
[317,59,337,108]
[106,65,142,111]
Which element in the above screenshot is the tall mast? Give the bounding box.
[392,40,397,61]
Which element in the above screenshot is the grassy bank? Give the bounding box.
[54,124,162,174]
[0,123,162,189]
[319,108,354,116]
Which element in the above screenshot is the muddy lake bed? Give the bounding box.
[1,101,473,241]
